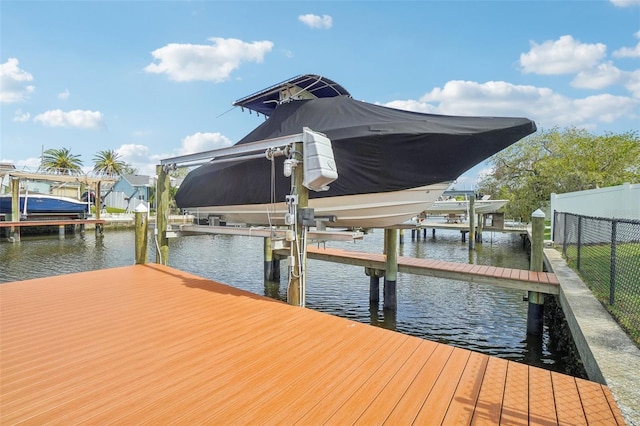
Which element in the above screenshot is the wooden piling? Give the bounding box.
[135,204,149,264]
[477,213,483,242]
[468,196,476,250]
[383,228,398,310]
[287,142,308,307]
[527,209,546,335]
[155,165,170,265]
[95,181,104,237]
[365,267,384,304]
[263,237,280,281]
[10,177,20,242]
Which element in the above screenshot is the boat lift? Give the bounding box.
[158,127,363,307]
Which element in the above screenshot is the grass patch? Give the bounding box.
[563,243,640,347]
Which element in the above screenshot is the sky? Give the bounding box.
[1,0,639,188]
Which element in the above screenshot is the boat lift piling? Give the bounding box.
[263,237,281,281]
[383,228,399,310]
[10,177,20,242]
[135,203,149,265]
[527,209,546,335]
[468,196,476,250]
[155,165,170,266]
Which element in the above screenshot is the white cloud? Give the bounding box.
[117,144,152,162]
[298,14,333,29]
[13,109,31,122]
[115,144,159,176]
[145,37,274,82]
[33,109,104,128]
[520,35,606,75]
[613,32,640,58]
[571,61,625,90]
[625,69,640,98]
[384,80,638,130]
[0,58,35,103]
[57,89,70,100]
[179,132,232,155]
[610,0,640,6]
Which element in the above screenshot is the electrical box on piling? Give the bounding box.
[302,127,338,191]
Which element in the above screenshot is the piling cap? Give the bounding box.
[135,203,149,213]
[532,208,545,218]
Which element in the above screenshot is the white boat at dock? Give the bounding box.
[426,196,508,215]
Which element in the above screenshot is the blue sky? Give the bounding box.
[1,0,639,188]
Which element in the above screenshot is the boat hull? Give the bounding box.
[0,194,89,219]
[187,183,450,228]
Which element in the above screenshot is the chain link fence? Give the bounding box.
[553,211,640,345]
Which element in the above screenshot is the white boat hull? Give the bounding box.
[188,183,451,228]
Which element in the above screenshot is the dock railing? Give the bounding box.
[553,211,640,345]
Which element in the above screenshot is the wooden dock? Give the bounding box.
[0,218,105,228]
[299,247,560,295]
[0,264,624,424]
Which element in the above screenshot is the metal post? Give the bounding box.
[610,220,617,305]
[527,209,545,335]
[135,204,149,264]
[384,228,398,310]
[577,216,582,270]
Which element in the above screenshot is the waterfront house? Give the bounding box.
[104,174,153,212]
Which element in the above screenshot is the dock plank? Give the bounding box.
[413,348,472,424]
[528,367,558,426]
[441,351,489,425]
[383,343,456,424]
[470,356,508,425]
[501,361,530,425]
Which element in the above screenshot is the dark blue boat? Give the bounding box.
[0,194,89,219]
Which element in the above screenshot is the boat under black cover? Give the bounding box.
[175,95,536,210]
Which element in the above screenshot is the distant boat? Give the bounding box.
[175,74,536,228]
[0,193,89,219]
[426,196,508,215]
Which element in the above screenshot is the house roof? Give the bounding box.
[121,174,152,187]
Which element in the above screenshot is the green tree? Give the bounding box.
[477,127,640,220]
[93,149,127,177]
[40,147,83,175]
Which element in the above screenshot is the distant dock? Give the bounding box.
[0,218,106,240]
[0,264,625,424]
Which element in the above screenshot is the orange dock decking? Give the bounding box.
[0,264,624,425]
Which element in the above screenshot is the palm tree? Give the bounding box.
[93,149,127,177]
[40,147,83,175]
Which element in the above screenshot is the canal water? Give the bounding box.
[0,227,573,374]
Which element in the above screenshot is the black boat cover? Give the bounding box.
[175,96,536,208]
